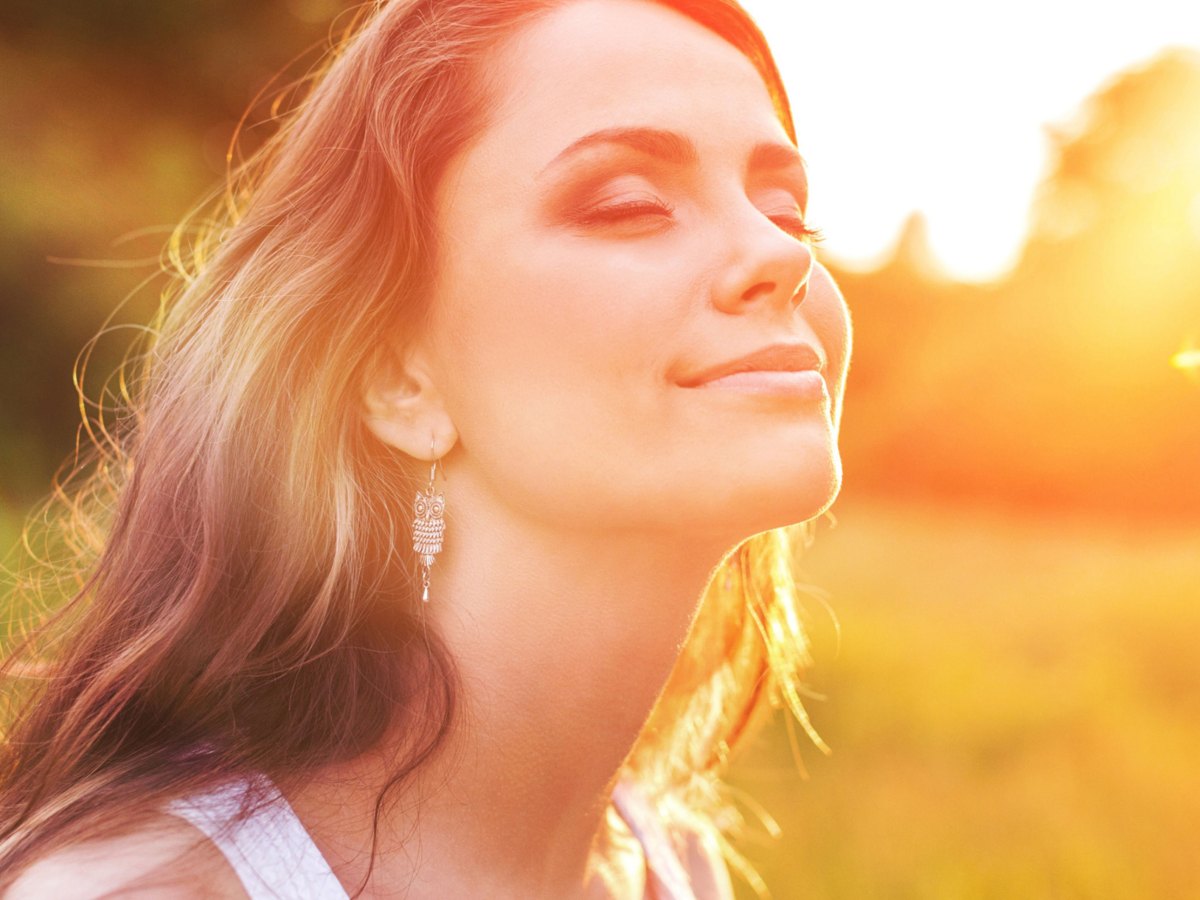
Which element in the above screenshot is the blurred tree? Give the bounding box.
[837,49,1200,519]
[1,8,1197,520]
[0,1,352,508]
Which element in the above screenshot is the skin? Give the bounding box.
[9,0,851,896]
[347,1,850,897]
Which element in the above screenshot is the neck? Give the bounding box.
[291,478,730,898]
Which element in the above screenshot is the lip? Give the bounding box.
[675,342,826,388]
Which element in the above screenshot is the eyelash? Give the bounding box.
[769,213,825,245]
[573,198,675,226]
[575,199,824,245]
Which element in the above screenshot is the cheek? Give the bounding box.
[435,218,704,389]
[427,228,702,511]
[439,246,673,390]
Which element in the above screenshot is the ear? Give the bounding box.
[362,342,458,461]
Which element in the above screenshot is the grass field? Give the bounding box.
[729,500,1200,900]
[3,496,1197,897]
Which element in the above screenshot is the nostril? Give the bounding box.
[739,281,777,304]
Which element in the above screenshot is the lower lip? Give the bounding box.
[686,369,829,399]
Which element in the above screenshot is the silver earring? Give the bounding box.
[412,446,445,604]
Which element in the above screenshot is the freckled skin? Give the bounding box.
[425,0,852,546]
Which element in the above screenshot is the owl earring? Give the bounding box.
[412,445,445,604]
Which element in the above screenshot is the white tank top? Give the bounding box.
[166,774,734,899]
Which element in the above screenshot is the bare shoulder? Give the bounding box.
[5,812,247,899]
[662,815,736,900]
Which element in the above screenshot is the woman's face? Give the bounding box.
[425,0,852,544]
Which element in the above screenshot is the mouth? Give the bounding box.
[675,342,828,397]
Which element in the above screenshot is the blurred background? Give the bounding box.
[1,1,1197,897]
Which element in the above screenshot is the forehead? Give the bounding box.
[469,0,788,170]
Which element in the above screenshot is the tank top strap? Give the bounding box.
[165,776,348,900]
[167,773,731,899]
[610,776,736,900]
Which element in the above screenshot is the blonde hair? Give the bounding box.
[0,1,827,892]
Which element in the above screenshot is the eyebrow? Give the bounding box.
[537,126,809,188]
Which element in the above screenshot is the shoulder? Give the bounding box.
[662,816,735,900]
[609,777,737,900]
[5,812,248,899]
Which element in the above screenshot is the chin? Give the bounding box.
[763,457,842,530]
[684,446,843,545]
[753,427,843,523]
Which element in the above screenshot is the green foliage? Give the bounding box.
[0,1,349,509]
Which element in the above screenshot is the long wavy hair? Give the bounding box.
[0,0,829,893]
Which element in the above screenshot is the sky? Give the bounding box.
[740,0,1200,281]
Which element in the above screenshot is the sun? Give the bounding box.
[739,0,1200,282]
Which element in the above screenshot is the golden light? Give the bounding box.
[740,0,1200,282]
[1172,346,1200,372]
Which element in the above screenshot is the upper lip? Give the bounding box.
[676,342,826,387]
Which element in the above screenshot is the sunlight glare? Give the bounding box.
[741,0,1200,281]
[1172,346,1200,372]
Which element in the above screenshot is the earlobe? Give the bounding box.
[362,344,457,461]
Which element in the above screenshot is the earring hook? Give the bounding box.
[429,436,440,488]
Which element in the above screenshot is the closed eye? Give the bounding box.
[566,197,821,245]
[768,211,824,245]
[570,197,675,226]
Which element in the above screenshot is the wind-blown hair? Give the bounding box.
[0,0,828,892]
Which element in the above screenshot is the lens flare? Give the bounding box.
[1172,344,1200,383]
[1172,348,1200,369]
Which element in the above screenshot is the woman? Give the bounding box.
[0,0,851,896]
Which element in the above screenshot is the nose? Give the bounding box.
[710,204,814,316]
